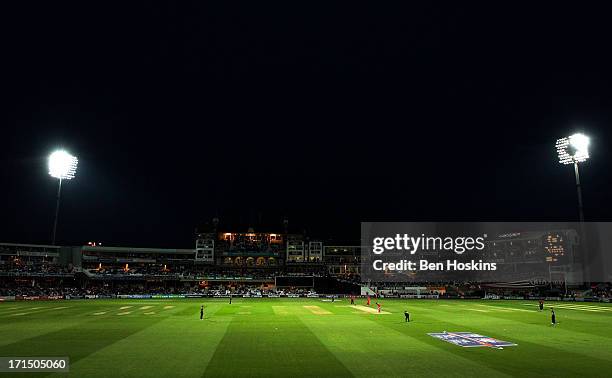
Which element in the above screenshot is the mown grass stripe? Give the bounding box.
[416,304,612,364]
[303,309,510,377]
[69,315,232,377]
[0,314,167,369]
[203,315,353,377]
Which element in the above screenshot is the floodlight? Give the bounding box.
[556,133,589,165]
[48,150,78,180]
[48,149,78,245]
[555,133,591,224]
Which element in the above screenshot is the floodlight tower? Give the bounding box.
[48,150,78,245]
[556,133,590,222]
[555,133,591,287]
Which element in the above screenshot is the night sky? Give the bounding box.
[2,3,612,248]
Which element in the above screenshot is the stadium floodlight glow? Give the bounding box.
[48,150,78,245]
[48,150,78,179]
[556,133,590,165]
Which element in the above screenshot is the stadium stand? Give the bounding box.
[1,226,609,301]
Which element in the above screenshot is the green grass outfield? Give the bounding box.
[1,298,611,377]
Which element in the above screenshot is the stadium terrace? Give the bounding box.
[0,224,607,300]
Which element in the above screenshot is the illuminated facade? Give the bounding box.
[195,230,324,266]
